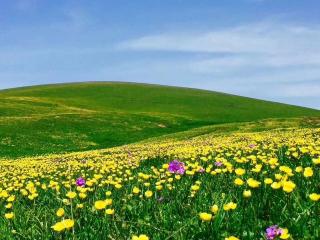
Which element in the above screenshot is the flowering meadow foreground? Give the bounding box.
[0,127,319,240]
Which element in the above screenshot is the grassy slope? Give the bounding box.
[0,81,319,158]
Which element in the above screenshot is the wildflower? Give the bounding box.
[132,234,149,240]
[312,158,320,165]
[234,178,244,186]
[76,204,84,209]
[156,185,163,191]
[56,208,65,217]
[211,204,219,214]
[133,187,140,194]
[51,222,65,232]
[63,219,75,230]
[265,225,282,240]
[235,168,245,176]
[105,198,113,205]
[271,182,281,189]
[168,160,185,174]
[105,208,115,215]
[265,225,289,240]
[105,191,112,196]
[79,192,87,199]
[282,180,296,193]
[191,185,200,191]
[51,219,75,232]
[76,177,86,187]
[303,167,313,178]
[66,191,77,199]
[309,193,320,201]
[5,212,14,220]
[243,190,252,198]
[264,178,273,184]
[214,161,223,167]
[225,236,240,240]
[247,178,261,188]
[223,202,237,211]
[7,195,15,202]
[199,212,213,221]
[94,200,107,210]
[279,228,290,239]
[5,203,12,209]
[145,190,153,198]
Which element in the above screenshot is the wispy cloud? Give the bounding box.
[116,21,320,109]
[118,22,320,55]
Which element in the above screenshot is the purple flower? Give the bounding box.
[265,225,283,240]
[249,144,256,148]
[76,177,86,187]
[214,161,223,167]
[198,167,205,173]
[168,160,185,175]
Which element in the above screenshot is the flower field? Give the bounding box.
[0,127,319,239]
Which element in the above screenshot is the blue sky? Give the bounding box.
[0,0,319,109]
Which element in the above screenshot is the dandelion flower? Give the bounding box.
[199,212,212,221]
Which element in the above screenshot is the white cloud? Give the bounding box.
[117,21,320,105]
[118,22,320,55]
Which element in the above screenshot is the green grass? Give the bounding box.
[0,81,319,159]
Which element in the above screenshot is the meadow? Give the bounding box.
[0,83,319,240]
[0,121,319,239]
[1,82,319,159]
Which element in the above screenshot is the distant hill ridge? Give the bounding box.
[0,81,319,158]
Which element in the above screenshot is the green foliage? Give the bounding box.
[0,82,319,159]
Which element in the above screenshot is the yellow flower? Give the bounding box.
[191,185,200,191]
[56,208,65,217]
[234,178,244,186]
[51,219,75,232]
[156,185,163,191]
[211,204,219,214]
[105,208,115,215]
[5,203,12,209]
[105,191,112,196]
[51,222,65,232]
[279,228,290,239]
[79,193,87,199]
[247,178,261,188]
[5,212,14,220]
[66,191,77,199]
[295,166,303,173]
[132,234,149,240]
[63,219,75,230]
[132,187,141,194]
[282,180,296,193]
[303,167,313,178]
[225,236,240,240]
[223,202,237,211]
[235,168,245,176]
[199,212,213,221]
[264,178,273,184]
[7,195,15,202]
[145,190,153,198]
[271,182,281,189]
[312,158,320,165]
[309,193,320,201]
[243,190,252,198]
[76,203,84,209]
[94,200,107,210]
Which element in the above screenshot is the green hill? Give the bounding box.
[0,81,319,158]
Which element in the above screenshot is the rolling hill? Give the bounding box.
[0,81,319,159]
